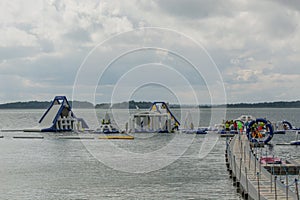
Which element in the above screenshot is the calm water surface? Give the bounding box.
[0,108,299,199]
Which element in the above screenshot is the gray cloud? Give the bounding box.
[0,46,40,60]
[156,0,237,19]
[269,0,300,12]
[0,0,299,103]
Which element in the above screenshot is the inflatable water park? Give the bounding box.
[24,96,89,132]
[128,102,180,133]
[273,120,300,134]
[2,96,299,200]
[1,95,299,146]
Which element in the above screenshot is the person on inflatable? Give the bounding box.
[252,129,263,138]
[257,122,264,131]
[251,123,263,138]
[237,121,243,132]
[225,121,230,131]
[172,122,179,131]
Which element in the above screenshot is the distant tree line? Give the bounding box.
[0,100,299,109]
[0,100,94,109]
[0,101,50,109]
[223,101,300,108]
[95,101,153,109]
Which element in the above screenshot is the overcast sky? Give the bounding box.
[1,0,300,104]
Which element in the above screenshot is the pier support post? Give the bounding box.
[254,154,257,175]
[257,172,261,200]
[244,145,246,161]
[270,168,273,192]
[245,167,249,199]
[295,178,299,200]
[239,158,242,184]
[249,150,251,170]
[233,155,237,185]
[259,155,262,174]
[275,176,277,200]
[286,171,289,200]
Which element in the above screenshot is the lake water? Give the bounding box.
[0,108,299,199]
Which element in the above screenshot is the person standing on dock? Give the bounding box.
[225,121,230,131]
[237,121,243,132]
[233,121,237,130]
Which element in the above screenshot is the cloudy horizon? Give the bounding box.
[1,0,300,104]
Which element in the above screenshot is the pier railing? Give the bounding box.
[226,134,298,199]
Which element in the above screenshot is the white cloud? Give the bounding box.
[0,0,299,103]
[0,27,38,47]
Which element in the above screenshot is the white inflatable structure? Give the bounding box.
[24,96,88,132]
[128,102,179,133]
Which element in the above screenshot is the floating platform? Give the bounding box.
[249,142,265,148]
[58,136,95,140]
[263,164,300,175]
[1,129,24,132]
[13,136,44,139]
[276,143,293,146]
[220,134,236,138]
[274,130,286,134]
[99,135,134,140]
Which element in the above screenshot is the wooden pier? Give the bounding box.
[225,134,299,200]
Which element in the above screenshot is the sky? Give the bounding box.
[1,0,300,105]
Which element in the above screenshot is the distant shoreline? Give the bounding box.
[0,100,299,109]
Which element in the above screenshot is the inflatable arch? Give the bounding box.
[246,118,274,144]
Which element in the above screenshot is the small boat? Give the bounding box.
[94,112,120,134]
[260,156,282,164]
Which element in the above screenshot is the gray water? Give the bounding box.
[0,108,299,200]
